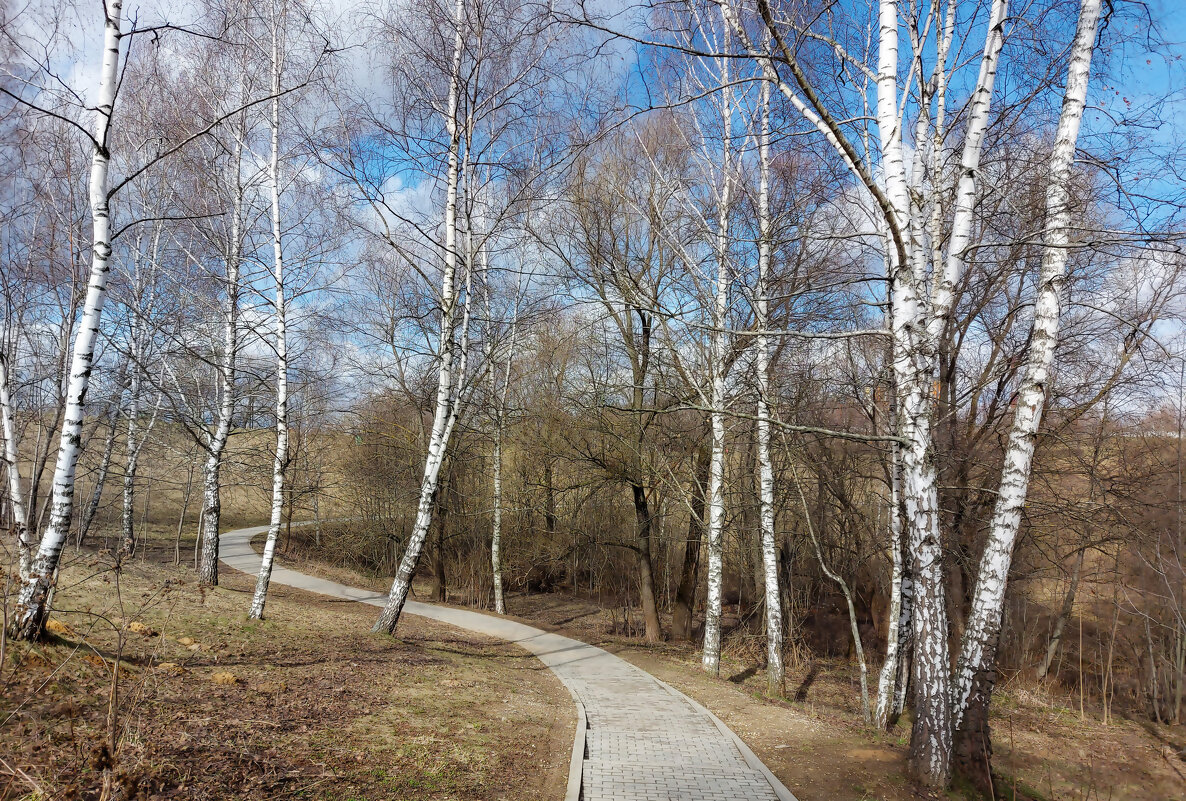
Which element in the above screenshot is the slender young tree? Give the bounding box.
[118,223,165,558]
[874,436,906,727]
[486,273,519,615]
[251,0,292,619]
[754,70,783,696]
[0,351,30,578]
[702,31,734,677]
[197,122,244,587]
[791,458,871,722]
[373,0,470,634]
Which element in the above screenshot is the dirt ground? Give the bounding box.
[258,531,1186,800]
[501,592,1186,801]
[0,534,571,801]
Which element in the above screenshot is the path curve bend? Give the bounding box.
[221,524,797,801]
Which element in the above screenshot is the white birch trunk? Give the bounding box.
[487,274,517,616]
[250,0,290,619]
[119,345,142,557]
[373,0,468,634]
[952,0,1102,727]
[875,0,909,226]
[927,0,1009,341]
[755,73,783,696]
[893,568,913,717]
[120,226,163,558]
[874,446,903,728]
[896,256,950,785]
[11,0,123,639]
[375,258,473,633]
[197,122,244,587]
[0,353,31,579]
[491,400,505,613]
[702,46,732,676]
[876,0,952,783]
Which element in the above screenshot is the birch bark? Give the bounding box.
[487,279,517,616]
[755,73,783,695]
[119,350,142,557]
[197,124,244,587]
[119,223,162,558]
[926,0,1009,340]
[702,45,733,676]
[490,391,506,614]
[0,352,31,578]
[373,0,468,634]
[893,558,913,718]
[12,0,123,640]
[251,0,291,619]
[873,0,953,782]
[951,0,1102,773]
[874,444,903,728]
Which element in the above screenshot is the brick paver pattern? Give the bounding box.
[222,524,784,801]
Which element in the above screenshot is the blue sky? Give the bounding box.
[1084,0,1186,224]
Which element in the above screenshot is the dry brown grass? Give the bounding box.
[0,533,571,801]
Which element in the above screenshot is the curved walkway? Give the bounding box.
[221,524,797,801]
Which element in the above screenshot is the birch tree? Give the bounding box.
[485,276,520,615]
[0,351,30,577]
[250,0,292,620]
[372,0,471,634]
[3,0,322,633]
[754,70,783,695]
[196,125,245,587]
[0,119,92,552]
[715,0,1126,784]
[873,438,907,728]
[709,0,1013,783]
[116,223,165,558]
[179,0,324,589]
[950,0,1103,783]
[357,0,569,633]
[701,36,734,677]
[10,0,126,639]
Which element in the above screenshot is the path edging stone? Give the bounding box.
[564,698,587,801]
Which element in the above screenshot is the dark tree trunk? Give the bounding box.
[430,489,448,603]
[429,477,450,602]
[953,640,998,797]
[1037,548,1085,680]
[543,460,557,536]
[672,446,709,641]
[778,535,793,643]
[631,482,662,643]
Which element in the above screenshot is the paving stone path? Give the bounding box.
[222,524,796,801]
